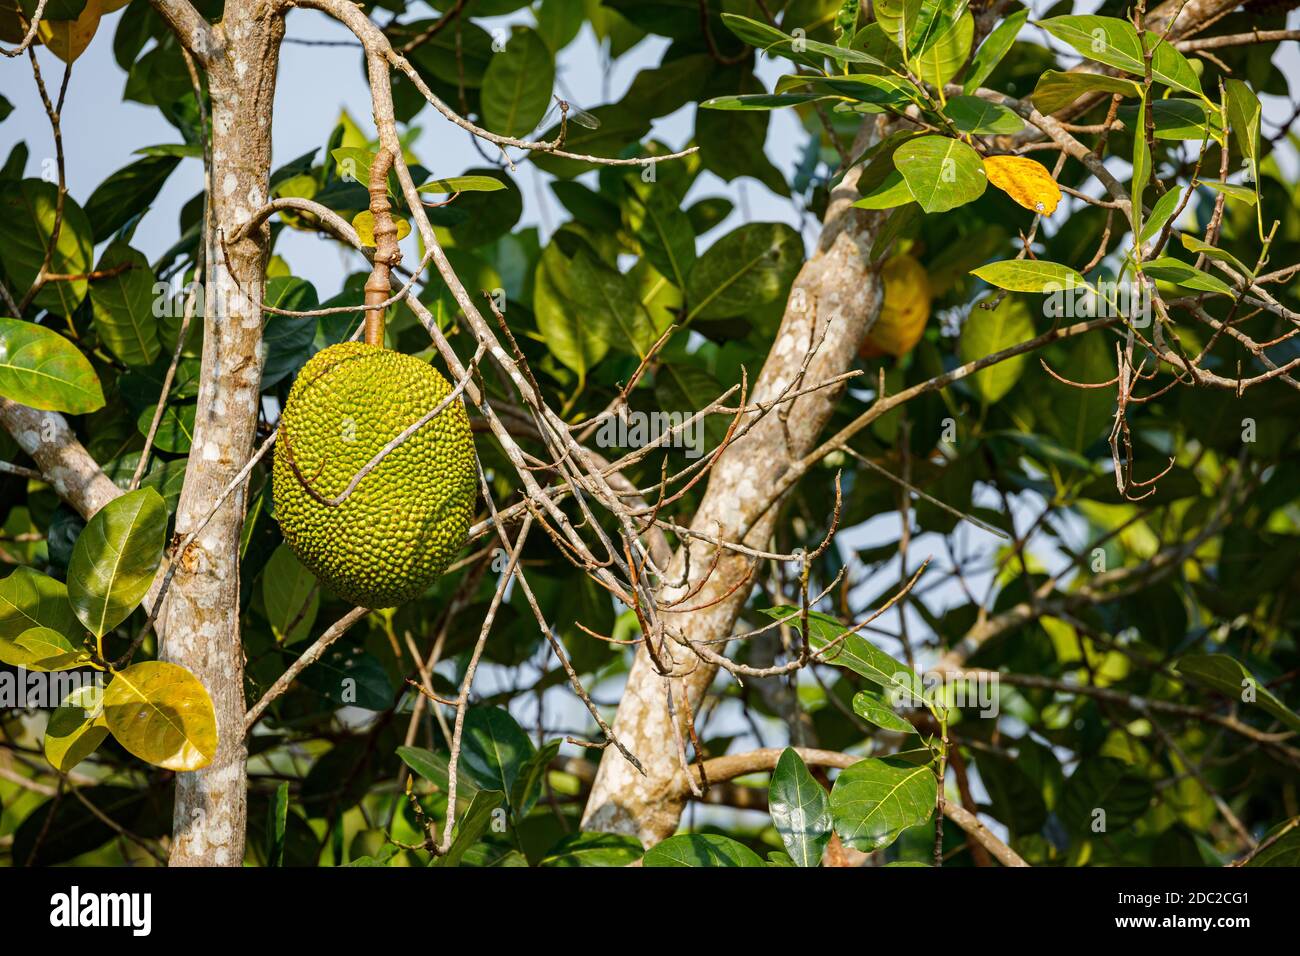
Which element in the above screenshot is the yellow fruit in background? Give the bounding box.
[273,342,477,609]
[860,254,932,358]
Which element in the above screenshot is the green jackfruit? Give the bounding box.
[272,342,477,609]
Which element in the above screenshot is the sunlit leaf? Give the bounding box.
[102,660,218,771]
[67,488,167,638]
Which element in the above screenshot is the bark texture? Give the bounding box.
[160,4,283,867]
[580,120,889,845]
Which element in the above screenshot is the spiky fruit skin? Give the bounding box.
[272,342,476,609]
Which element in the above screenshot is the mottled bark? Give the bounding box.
[0,401,120,518]
[159,4,283,867]
[581,120,889,845]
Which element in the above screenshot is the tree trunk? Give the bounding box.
[161,6,283,867]
[579,0,1240,851]
[581,119,889,846]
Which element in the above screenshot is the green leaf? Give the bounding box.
[1038,15,1202,96]
[1030,71,1142,116]
[1175,654,1300,733]
[0,179,94,316]
[0,565,82,642]
[700,93,829,110]
[892,135,986,214]
[830,757,937,852]
[431,789,505,868]
[1057,756,1152,835]
[540,832,644,867]
[44,683,109,773]
[510,738,561,821]
[685,222,803,321]
[1132,99,1150,235]
[299,646,394,710]
[957,295,1034,403]
[481,27,554,138]
[135,401,195,454]
[416,175,508,194]
[643,833,765,867]
[102,660,218,771]
[1224,79,1261,171]
[261,276,318,389]
[1246,821,1300,866]
[262,543,319,645]
[1142,257,1234,296]
[2,626,87,671]
[84,155,180,243]
[0,316,105,414]
[852,690,918,734]
[1177,233,1252,281]
[88,242,161,367]
[769,748,832,866]
[530,239,605,377]
[852,169,915,210]
[460,706,535,807]
[972,259,1088,293]
[266,781,289,867]
[1196,178,1256,205]
[963,8,1028,93]
[67,488,168,638]
[1139,186,1183,246]
[942,95,1023,134]
[760,607,921,704]
[630,186,696,291]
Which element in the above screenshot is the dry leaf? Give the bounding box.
[861,254,932,358]
[983,155,1062,215]
[37,0,102,64]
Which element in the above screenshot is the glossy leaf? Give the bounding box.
[983,155,1062,214]
[460,705,535,806]
[0,316,105,414]
[1039,15,1202,96]
[102,660,218,771]
[972,259,1086,293]
[1031,71,1141,116]
[852,690,917,734]
[769,748,832,866]
[760,607,922,705]
[45,683,109,773]
[67,488,168,638]
[892,136,986,214]
[0,565,82,642]
[643,833,765,867]
[830,757,936,852]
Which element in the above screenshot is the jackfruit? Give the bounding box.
[272,342,477,609]
[860,254,932,358]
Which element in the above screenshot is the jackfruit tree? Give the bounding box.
[0,0,1298,872]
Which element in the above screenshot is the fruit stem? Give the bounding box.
[364,148,402,346]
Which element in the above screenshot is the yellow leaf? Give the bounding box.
[983,155,1062,215]
[861,254,932,358]
[102,661,218,771]
[352,210,411,246]
[37,0,102,64]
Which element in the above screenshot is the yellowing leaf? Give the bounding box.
[38,0,102,64]
[861,254,931,358]
[352,210,411,246]
[983,155,1062,215]
[102,661,218,771]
